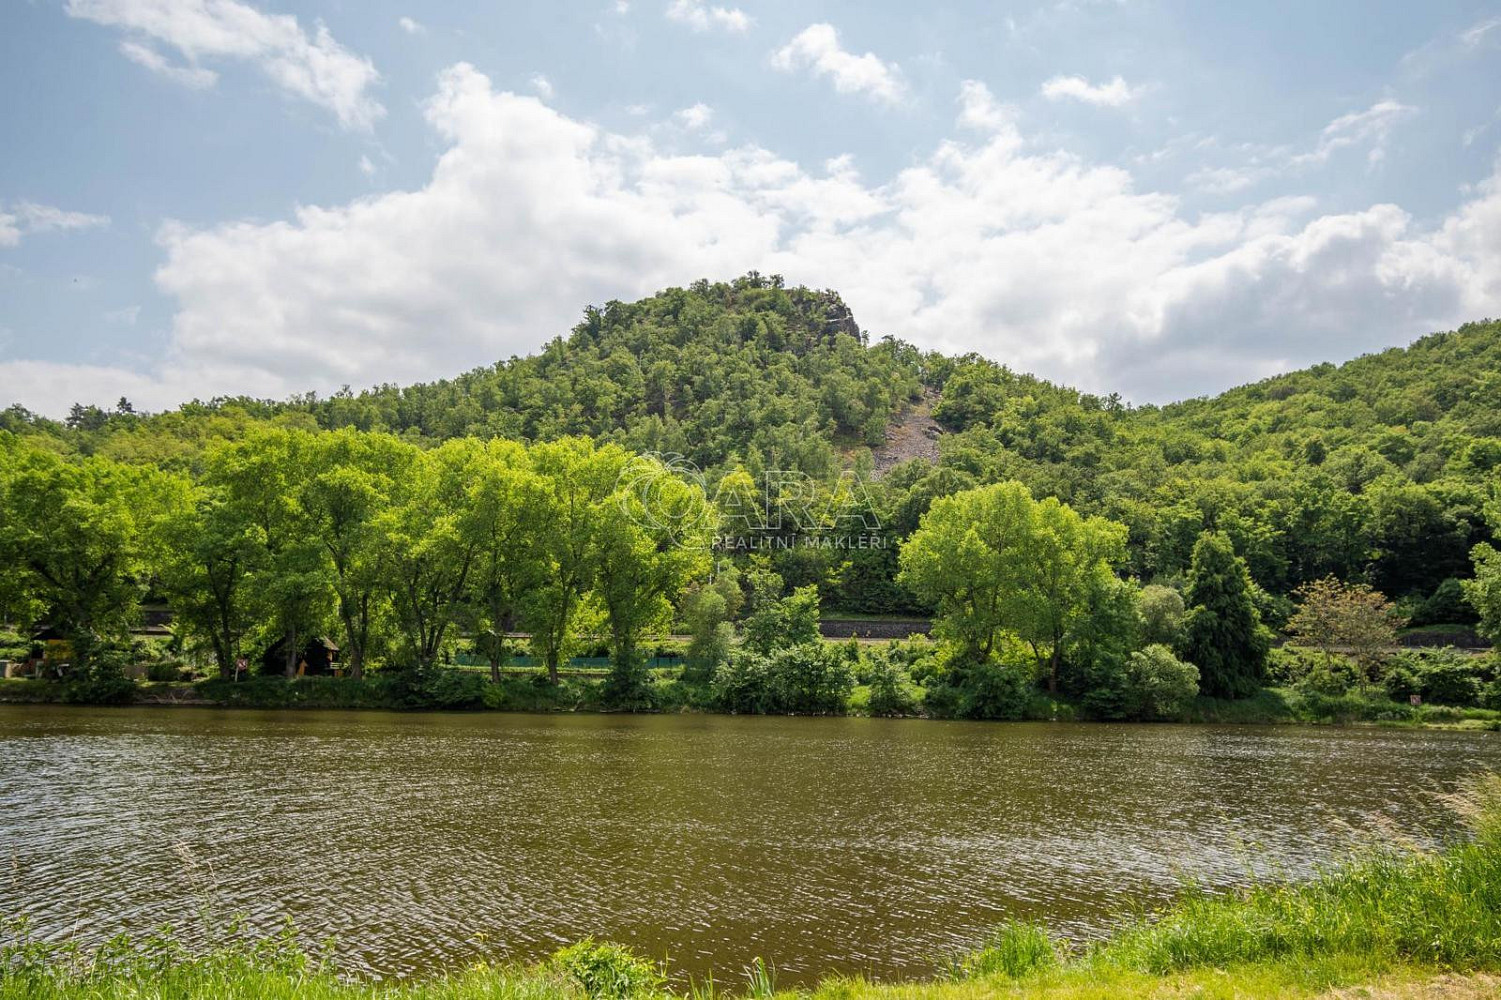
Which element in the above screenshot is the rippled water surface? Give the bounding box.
[3,706,1500,982]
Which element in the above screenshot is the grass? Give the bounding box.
[7,777,1501,999]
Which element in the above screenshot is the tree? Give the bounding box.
[301,431,413,679]
[0,446,165,670]
[1180,532,1270,699]
[524,438,630,684]
[381,442,480,671]
[1286,576,1405,678]
[597,454,715,704]
[897,480,1127,692]
[151,477,262,679]
[1137,584,1187,647]
[210,428,330,678]
[460,439,549,683]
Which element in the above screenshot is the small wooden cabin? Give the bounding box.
[260,637,341,676]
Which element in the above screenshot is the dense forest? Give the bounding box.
[4,274,1501,718]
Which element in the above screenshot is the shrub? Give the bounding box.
[551,941,663,1000]
[1383,648,1486,706]
[863,651,917,717]
[1294,657,1364,697]
[145,660,188,682]
[1124,645,1199,720]
[712,654,773,714]
[767,642,855,714]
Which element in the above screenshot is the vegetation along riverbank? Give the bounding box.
[7,774,1501,999]
[7,284,1501,726]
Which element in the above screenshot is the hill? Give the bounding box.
[4,276,1498,616]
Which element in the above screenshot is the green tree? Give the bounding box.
[897,480,1127,692]
[301,431,414,678]
[1180,532,1271,699]
[381,441,480,671]
[151,476,262,679]
[1137,584,1187,647]
[595,454,715,704]
[460,439,549,682]
[525,438,630,684]
[0,445,164,670]
[1287,576,1405,679]
[210,428,330,678]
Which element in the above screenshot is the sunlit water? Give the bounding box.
[2,706,1499,983]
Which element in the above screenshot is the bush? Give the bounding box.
[1125,645,1199,720]
[1383,648,1487,706]
[1409,577,1475,627]
[862,650,918,717]
[551,941,663,1000]
[712,653,773,714]
[1294,657,1364,697]
[771,642,855,714]
[712,642,856,715]
[1083,644,1199,720]
[145,660,188,682]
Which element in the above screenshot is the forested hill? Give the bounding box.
[5,274,1500,614]
[17,274,926,479]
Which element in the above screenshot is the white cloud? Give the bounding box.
[358,155,376,177]
[1292,99,1415,167]
[529,73,555,99]
[1040,74,1140,107]
[0,201,110,247]
[65,0,384,130]
[1185,100,1417,195]
[956,80,1016,134]
[665,0,748,33]
[397,16,424,35]
[3,70,1498,417]
[118,39,218,88]
[772,24,907,106]
[673,102,713,130]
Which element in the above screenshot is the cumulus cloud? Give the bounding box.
[1040,74,1141,107]
[2,68,1498,417]
[0,201,110,247]
[665,0,748,33]
[956,80,1016,134]
[673,102,713,130]
[65,0,384,130]
[772,23,906,106]
[397,16,424,35]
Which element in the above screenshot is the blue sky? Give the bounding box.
[2,0,1500,416]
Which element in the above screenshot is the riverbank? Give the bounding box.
[3,673,1499,729]
[6,774,1501,999]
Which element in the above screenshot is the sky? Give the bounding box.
[1,0,1500,417]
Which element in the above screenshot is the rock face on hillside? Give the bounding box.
[817,291,864,343]
[870,391,942,476]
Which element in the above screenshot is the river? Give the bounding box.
[2,706,1498,983]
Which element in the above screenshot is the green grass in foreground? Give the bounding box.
[6,777,1501,999]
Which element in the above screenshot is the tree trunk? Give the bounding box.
[284,624,298,678]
